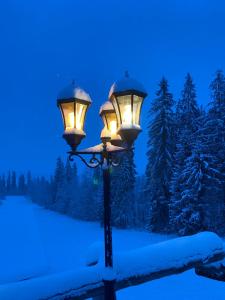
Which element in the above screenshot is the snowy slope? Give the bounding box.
[0,197,225,299]
[0,197,48,284]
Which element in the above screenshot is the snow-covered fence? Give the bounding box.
[0,232,224,300]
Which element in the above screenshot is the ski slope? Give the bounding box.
[0,197,225,299]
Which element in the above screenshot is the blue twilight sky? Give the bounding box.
[0,0,225,176]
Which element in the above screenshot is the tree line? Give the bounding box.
[2,70,225,236]
[29,154,138,227]
[0,171,30,198]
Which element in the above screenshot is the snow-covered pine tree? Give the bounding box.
[145,78,174,232]
[63,159,74,214]
[134,175,147,228]
[173,70,225,235]
[78,169,96,221]
[77,167,102,222]
[51,157,66,213]
[92,166,103,222]
[172,148,205,236]
[169,73,200,232]
[185,127,224,235]
[174,136,224,236]
[111,148,136,228]
[65,160,79,217]
[209,70,225,117]
[196,70,225,233]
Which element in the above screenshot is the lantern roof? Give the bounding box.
[99,101,114,115]
[57,81,92,103]
[109,72,147,98]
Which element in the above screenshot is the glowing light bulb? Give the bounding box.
[109,120,117,135]
[76,105,84,130]
[68,112,74,129]
[123,105,132,124]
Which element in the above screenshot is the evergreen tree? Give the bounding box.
[199,139,224,234]
[92,166,103,222]
[209,70,225,117]
[169,74,200,232]
[79,170,96,220]
[170,71,225,235]
[51,157,66,212]
[68,163,80,217]
[65,160,79,216]
[134,175,147,228]
[171,149,205,235]
[111,149,136,228]
[194,70,225,233]
[145,78,174,232]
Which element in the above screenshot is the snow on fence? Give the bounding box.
[0,232,224,300]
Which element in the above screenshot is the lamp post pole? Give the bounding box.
[102,145,116,300]
[68,142,122,300]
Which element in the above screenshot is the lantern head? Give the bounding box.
[109,73,147,146]
[57,82,91,151]
[99,101,122,146]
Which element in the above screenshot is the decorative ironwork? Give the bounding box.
[68,142,133,169]
[69,152,101,168]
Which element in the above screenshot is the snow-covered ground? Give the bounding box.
[0,197,225,299]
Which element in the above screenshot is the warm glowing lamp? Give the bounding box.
[57,82,92,150]
[109,72,147,146]
[99,101,122,146]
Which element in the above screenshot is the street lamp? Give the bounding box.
[57,81,92,151]
[99,101,122,146]
[57,75,147,300]
[109,72,147,146]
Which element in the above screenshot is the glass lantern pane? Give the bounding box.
[102,114,107,128]
[76,102,87,130]
[133,95,143,125]
[106,112,117,135]
[117,95,132,126]
[61,102,75,130]
[111,96,121,124]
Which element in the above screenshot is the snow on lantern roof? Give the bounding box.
[57,82,92,103]
[99,101,114,115]
[109,72,147,98]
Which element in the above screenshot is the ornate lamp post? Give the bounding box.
[57,75,147,300]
